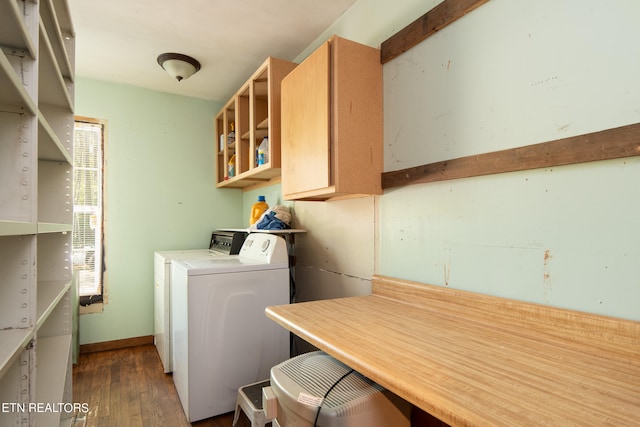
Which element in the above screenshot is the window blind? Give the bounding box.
[73,120,104,300]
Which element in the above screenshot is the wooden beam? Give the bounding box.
[381,122,640,189]
[380,0,491,64]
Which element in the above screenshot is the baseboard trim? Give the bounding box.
[79,335,154,354]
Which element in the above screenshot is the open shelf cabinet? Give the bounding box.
[215,56,297,189]
[1,0,75,425]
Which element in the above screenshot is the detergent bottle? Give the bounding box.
[249,196,269,225]
[228,154,236,178]
[257,137,269,166]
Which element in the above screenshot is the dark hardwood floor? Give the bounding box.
[72,344,253,427]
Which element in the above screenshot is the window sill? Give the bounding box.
[80,303,103,314]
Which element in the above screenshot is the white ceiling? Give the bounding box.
[68,0,358,103]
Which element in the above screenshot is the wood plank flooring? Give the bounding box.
[72,344,254,427]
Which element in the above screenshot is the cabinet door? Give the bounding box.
[281,41,331,198]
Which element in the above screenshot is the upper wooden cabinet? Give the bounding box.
[281,36,383,201]
[215,56,297,189]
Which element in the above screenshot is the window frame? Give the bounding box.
[73,116,108,311]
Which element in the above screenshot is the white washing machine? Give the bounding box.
[170,233,290,422]
[154,231,247,373]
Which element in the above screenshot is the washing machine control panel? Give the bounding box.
[239,233,288,264]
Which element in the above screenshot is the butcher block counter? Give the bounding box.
[265,275,640,426]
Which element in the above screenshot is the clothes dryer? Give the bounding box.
[171,233,289,422]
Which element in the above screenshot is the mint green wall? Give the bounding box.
[75,78,243,344]
[249,0,640,322]
[378,0,640,320]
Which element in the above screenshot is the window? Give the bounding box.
[73,117,106,306]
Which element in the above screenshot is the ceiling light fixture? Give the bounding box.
[157,53,201,82]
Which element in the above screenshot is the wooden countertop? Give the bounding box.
[265,275,640,426]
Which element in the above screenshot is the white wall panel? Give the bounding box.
[294,197,375,280]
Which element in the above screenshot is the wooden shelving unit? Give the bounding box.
[215,56,297,190]
[0,0,75,425]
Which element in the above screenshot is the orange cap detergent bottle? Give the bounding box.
[249,196,269,225]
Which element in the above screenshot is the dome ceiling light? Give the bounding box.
[157,53,201,82]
